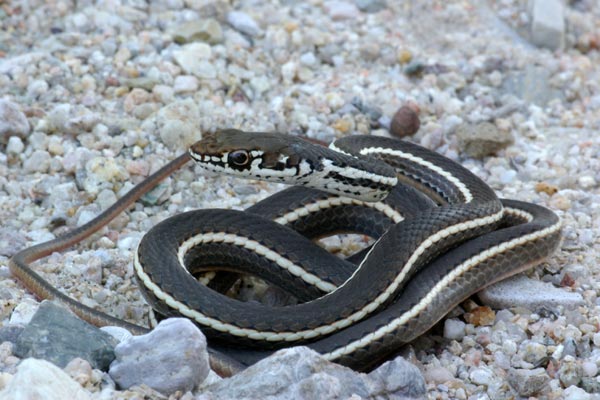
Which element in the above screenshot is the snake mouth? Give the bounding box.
[188,148,226,165]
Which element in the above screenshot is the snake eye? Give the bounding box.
[228,150,250,166]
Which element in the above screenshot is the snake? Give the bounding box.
[9,129,562,375]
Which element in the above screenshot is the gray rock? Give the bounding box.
[202,347,425,399]
[562,337,578,359]
[478,275,585,311]
[367,356,427,399]
[455,121,513,158]
[226,11,261,37]
[142,99,201,151]
[173,19,223,44]
[529,0,565,50]
[0,358,92,400]
[580,377,600,393]
[0,99,30,143]
[109,318,210,395]
[507,367,549,397]
[354,0,387,13]
[0,325,24,344]
[203,347,370,399]
[14,300,118,370]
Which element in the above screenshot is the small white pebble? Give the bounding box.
[581,361,598,377]
[153,84,175,104]
[23,150,51,173]
[299,52,318,67]
[6,136,24,154]
[227,11,261,36]
[578,176,596,189]
[563,385,591,400]
[444,319,466,340]
[469,367,494,386]
[9,298,40,325]
[173,75,199,94]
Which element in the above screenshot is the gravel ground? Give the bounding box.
[1,0,600,399]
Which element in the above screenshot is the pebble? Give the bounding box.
[0,100,30,143]
[109,318,210,395]
[455,121,513,158]
[355,0,387,13]
[367,356,427,398]
[173,42,216,79]
[563,385,592,400]
[141,99,201,151]
[324,1,360,20]
[469,366,494,386]
[6,136,24,155]
[8,298,39,326]
[120,76,159,91]
[507,368,549,397]
[152,84,175,104]
[226,11,261,37]
[518,340,548,364]
[580,377,600,394]
[63,358,94,388]
[100,326,133,343]
[23,150,52,173]
[201,347,425,399]
[13,301,118,370]
[173,19,223,44]
[479,275,585,310]
[582,361,598,378]
[444,318,466,340]
[82,157,126,194]
[529,0,565,50]
[46,103,100,135]
[123,88,151,113]
[26,79,49,98]
[464,306,495,326]
[424,366,455,384]
[390,105,421,138]
[559,355,583,387]
[0,358,91,400]
[173,75,199,93]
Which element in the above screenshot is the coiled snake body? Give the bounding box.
[10,129,562,375]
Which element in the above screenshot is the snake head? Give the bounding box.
[189,129,307,177]
[189,129,397,202]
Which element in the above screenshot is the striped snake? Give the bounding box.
[10,129,562,375]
